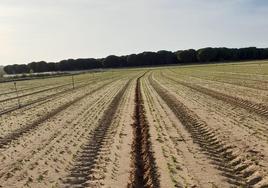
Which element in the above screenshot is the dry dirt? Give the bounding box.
[0,63,267,188]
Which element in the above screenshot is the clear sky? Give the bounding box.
[0,0,267,65]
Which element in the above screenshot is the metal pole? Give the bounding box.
[14,82,21,108]
[72,75,74,89]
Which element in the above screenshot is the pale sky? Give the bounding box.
[0,0,268,65]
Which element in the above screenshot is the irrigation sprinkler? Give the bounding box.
[13,82,21,108]
[72,75,75,89]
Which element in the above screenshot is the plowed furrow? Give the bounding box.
[163,73,268,119]
[0,82,74,103]
[187,74,268,91]
[149,75,268,188]
[0,84,75,116]
[0,80,64,97]
[0,80,115,148]
[62,80,130,188]
[128,74,160,188]
[0,76,114,116]
[170,69,268,91]
[0,80,117,181]
[160,72,268,141]
[196,70,268,84]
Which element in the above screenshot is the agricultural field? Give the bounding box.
[0,60,267,188]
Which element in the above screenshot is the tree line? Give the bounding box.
[4,47,268,74]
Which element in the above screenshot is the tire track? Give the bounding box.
[62,79,131,187]
[0,79,118,149]
[0,78,121,184]
[128,74,160,188]
[100,79,136,187]
[149,75,268,188]
[159,71,268,141]
[162,72,268,119]
[142,77,204,187]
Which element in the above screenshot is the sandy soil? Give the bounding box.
[0,66,267,188]
[151,71,268,187]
